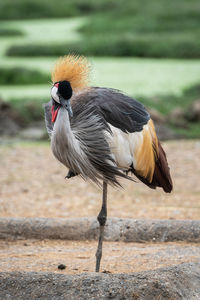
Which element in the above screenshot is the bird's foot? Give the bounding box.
[65,170,78,179]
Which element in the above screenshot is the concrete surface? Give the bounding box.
[0,262,199,299]
[0,217,199,242]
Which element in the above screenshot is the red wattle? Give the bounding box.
[51,105,60,123]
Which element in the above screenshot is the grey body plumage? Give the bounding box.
[44,88,131,187]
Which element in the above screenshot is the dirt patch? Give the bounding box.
[0,140,200,220]
[0,239,199,274]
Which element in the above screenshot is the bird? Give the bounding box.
[44,54,173,272]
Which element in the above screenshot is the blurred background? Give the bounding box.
[0,0,200,139]
[0,0,199,220]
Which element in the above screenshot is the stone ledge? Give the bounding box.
[0,262,199,299]
[0,217,199,242]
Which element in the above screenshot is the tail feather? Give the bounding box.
[132,140,173,193]
[151,140,173,193]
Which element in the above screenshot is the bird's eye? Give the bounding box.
[51,86,60,103]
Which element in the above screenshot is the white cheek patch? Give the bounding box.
[51,86,60,103]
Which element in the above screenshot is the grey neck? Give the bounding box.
[50,107,101,183]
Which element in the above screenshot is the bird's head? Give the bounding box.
[51,80,73,122]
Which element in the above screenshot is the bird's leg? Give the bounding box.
[95,181,107,272]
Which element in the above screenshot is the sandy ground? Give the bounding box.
[0,239,199,274]
[0,140,200,220]
[0,140,199,276]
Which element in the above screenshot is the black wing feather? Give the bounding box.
[92,87,150,133]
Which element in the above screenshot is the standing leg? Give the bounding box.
[95,181,107,272]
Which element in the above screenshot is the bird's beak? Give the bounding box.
[59,96,73,118]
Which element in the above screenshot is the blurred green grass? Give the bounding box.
[0,28,23,36]
[0,0,113,20]
[3,0,200,58]
[1,57,200,100]
[0,2,199,138]
[0,18,83,56]
[76,0,200,58]
[1,18,200,100]
[0,67,50,85]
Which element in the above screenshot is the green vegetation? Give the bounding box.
[4,0,200,58]
[1,57,200,101]
[0,1,199,138]
[0,28,24,36]
[7,97,47,125]
[0,0,115,20]
[141,84,200,115]
[78,0,200,58]
[7,36,200,58]
[0,67,50,85]
[173,123,200,139]
[0,18,82,58]
[6,43,71,57]
[141,83,200,139]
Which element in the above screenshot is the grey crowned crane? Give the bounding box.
[44,55,173,272]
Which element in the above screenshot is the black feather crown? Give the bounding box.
[58,80,73,99]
